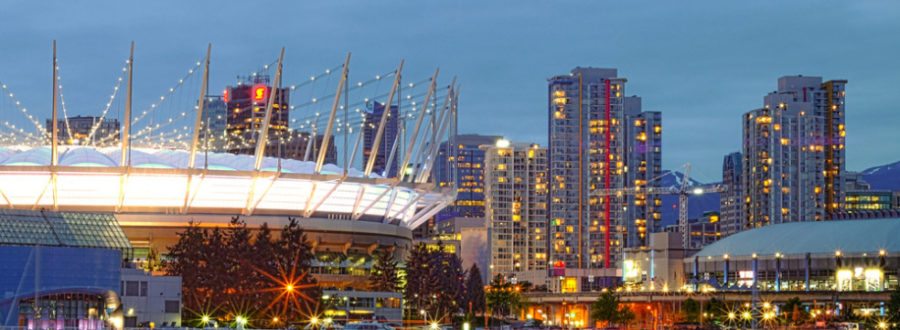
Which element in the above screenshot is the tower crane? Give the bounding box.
[591,163,726,250]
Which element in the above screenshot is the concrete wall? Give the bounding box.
[119,268,181,327]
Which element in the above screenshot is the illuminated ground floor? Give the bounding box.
[524,291,894,328]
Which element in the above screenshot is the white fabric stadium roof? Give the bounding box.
[694,219,900,258]
[0,146,452,229]
[0,146,371,177]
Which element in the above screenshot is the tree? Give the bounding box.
[887,286,900,327]
[224,217,254,309]
[782,297,806,325]
[432,249,466,319]
[405,243,437,317]
[369,248,401,292]
[166,221,207,322]
[589,291,634,327]
[705,297,726,323]
[168,219,320,326]
[682,298,701,323]
[486,274,522,319]
[464,264,486,316]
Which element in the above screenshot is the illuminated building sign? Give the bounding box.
[252,84,268,101]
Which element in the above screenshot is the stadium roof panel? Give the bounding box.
[694,219,900,258]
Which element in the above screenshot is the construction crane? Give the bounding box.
[591,163,726,250]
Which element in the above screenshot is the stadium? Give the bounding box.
[0,44,458,325]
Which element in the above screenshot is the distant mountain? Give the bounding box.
[861,161,900,191]
[655,170,721,227]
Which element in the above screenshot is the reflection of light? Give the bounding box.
[692,187,704,195]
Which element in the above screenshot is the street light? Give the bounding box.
[285,284,295,293]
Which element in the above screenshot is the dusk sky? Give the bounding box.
[2,1,899,181]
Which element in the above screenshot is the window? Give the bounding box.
[125,281,139,296]
[140,281,148,297]
[165,300,180,314]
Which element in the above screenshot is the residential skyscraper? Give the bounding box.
[549,67,664,275]
[224,78,336,163]
[741,75,847,229]
[363,102,399,177]
[483,140,548,283]
[434,134,504,219]
[719,152,743,235]
[622,96,663,248]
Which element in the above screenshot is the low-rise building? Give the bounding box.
[119,268,182,327]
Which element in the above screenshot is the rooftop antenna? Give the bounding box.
[364,60,404,177]
[315,53,351,174]
[253,47,285,171]
[121,41,134,167]
[50,40,59,166]
[189,44,212,169]
[50,41,59,210]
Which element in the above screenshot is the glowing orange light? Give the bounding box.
[223,89,230,103]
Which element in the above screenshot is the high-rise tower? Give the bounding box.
[741,75,847,229]
[483,140,548,282]
[547,67,663,276]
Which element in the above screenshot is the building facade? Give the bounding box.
[483,141,549,282]
[120,268,182,327]
[199,95,228,152]
[224,78,290,150]
[363,102,399,177]
[720,152,743,235]
[434,134,504,219]
[547,67,662,277]
[623,96,663,248]
[45,115,120,146]
[741,76,847,230]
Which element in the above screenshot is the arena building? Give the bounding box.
[687,219,900,293]
[0,45,458,322]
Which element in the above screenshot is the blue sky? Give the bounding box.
[1,1,898,181]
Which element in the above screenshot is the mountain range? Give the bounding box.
[656,160,900,227]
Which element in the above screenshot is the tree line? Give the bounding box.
[166,217,318,328]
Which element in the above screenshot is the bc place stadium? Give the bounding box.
[0,43,457,327]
